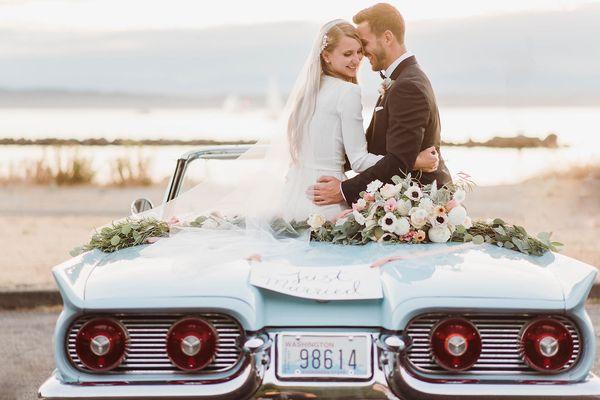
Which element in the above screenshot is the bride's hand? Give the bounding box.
[414,146,439,173]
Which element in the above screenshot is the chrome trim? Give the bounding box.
[406,314,581,377]
[66,313,244,375]
[164,145,254,202]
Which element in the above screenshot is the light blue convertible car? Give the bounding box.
[39,146,600,399]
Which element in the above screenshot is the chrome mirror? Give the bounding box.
[130,198,154,215]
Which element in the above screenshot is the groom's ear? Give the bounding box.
[382,30,396,45]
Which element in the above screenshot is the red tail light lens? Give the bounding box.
[521,318,574,372]
[430,318,482,371]
[75,318,129,371]
[166,317,218,371]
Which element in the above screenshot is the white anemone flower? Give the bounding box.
[410,208,428,228]
[405,185,423,201]
[366,179,384,194]
[379,212,398,233]
[380,183,400,199]
[378,233,396,243]
[453,189,467,203]
[448,206,468,226]
[431,213,449,227]
[353,209,366,225]
[394,217,411,235]
[307,214,326,231]
[428,226,451,243]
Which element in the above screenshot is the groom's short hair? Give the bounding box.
[353,3,405,44]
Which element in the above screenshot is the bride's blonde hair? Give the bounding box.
[320,22,362,85]
[287,20,361,164]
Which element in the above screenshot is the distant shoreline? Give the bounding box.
[0,134,561,149]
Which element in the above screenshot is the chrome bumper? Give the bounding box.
[39,334,600,400]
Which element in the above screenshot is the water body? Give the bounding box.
[0,107,598,186]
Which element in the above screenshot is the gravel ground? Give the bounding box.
[2,303,600,400]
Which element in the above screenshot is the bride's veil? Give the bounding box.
[139,19,348,229]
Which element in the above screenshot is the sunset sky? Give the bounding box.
[0,0,597,31]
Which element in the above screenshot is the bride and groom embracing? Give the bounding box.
[281,3,451,223]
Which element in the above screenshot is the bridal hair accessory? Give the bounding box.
[378,78,394,96]
[320,34,329,53]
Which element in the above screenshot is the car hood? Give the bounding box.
[54,239,596,330]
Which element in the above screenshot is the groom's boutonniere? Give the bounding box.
[378,78,394,96]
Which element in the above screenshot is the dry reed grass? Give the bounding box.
[0,147,153,186]
[110,153,152,186]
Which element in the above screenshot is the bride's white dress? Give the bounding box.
[282,76,383,222]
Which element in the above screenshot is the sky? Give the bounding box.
[0,0,598,31]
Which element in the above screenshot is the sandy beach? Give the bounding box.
[1,175,599,291]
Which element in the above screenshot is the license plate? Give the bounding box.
[277,333,372,379]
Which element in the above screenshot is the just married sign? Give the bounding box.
[249,262,383,301]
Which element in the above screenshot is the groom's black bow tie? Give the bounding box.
[379,70,386,79]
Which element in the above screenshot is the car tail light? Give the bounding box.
[521,318,574,372]
[75,318,128,371]
[166,317,218,371]
[430,318,482,371]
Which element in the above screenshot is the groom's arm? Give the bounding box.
[340,81,428,205]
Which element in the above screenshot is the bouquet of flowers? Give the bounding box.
[306,174,561,256]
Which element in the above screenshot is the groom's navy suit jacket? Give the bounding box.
[341,56,452,205]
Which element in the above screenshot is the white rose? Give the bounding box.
[410,208,428,228]
[394,217,411,235]
[353,209,366,225]
[453,189,466,203]
[307,214,326,230]
[419,197,434,213]
[202,218,219,229]
[380,183,400,199]
[365,217,378,229]
[448,206,467,226]
[463,216,473,229]
[396,199,412,216]
[366,179,384,194]
[428,226,451,243]
[335,217,347,226]
[355,198,367,210]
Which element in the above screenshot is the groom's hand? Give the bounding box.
[307,176,343,205]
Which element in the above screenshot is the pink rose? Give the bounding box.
[384,198,397,212]
[166,216,181,227]
[445,199,459,211]
[364,193,375,203]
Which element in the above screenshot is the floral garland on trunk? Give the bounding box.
[304,174,561,256]
[75,175,561,256]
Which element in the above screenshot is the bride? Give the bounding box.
[281,19,438,222]
[145,19,437,228]
[138,20,439,263]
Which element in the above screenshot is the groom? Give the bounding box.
[310,3,451,206]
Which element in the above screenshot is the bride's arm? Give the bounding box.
[338,84,383,172]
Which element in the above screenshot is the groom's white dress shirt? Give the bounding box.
[383,51,414,79]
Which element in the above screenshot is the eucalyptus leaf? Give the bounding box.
[110,235,121,246]
[472,235,485,245]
